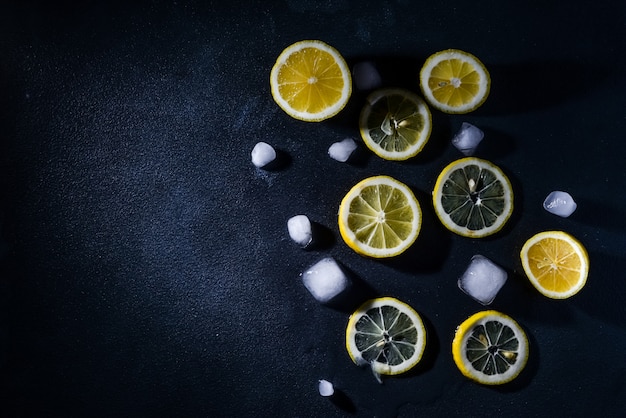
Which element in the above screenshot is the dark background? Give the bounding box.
[2,1,626,417]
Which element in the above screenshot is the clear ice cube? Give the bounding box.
[458,255,507,305]
[318,379,334,397]
[251,142,276,168]
[287,215,313,247]
[543,191,577,217]
[452,122,484,156]
[301,257,350,304]
[328,138,357,162]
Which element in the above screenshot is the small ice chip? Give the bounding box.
[353,61,381,90]
[458,255,507,305]
[318,379,334,397]
[543,191,577,218]
[251,142,276,168]
[328,138,357,162]
[452,122,484,156]
[287,215,313,247]
[301,257,350,304]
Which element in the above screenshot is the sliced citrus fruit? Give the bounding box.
[432,157,513,238]
[338,176,421,258]
[520,230,589,299]
[452,310,528,385]
[419,49,490,114]
[269,40,352,122]
[346,297,426,381]
[358,88,432,161]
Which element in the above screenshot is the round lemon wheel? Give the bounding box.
[346,297,426,379]
[338,176,421,258]
[432,157,513,238]
[358,88,432,161]
[452,310,528,385]
[520,231,589,299]
[270,40,352,122]
[419,49,490,114]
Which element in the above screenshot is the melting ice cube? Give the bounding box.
[318,379,334,397]
[251,142,276,168]
[328,138,357,162]
[458,255,507,305]
[543,191,577,218]
[301,257,350,304]
[287,215,313,247]
[452,122,484,156]
[352,61,382,90]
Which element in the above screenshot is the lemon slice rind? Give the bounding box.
[270,40,352,122]
[452,310,528,385]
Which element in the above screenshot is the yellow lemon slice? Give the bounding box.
[338,176,421,258]
[520,230,589,299]
[270,40,352,122]
[432,157,513,238]
[419,49,490,114]
[358,88,432,161]
[452,310,529,385]
[346,297,426,381]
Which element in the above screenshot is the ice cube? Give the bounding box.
[301,257,350,304]
[318,379,334,397]
[251,142,276,168]
[353,61,381,90]
[452,122,484,156]
[287,215,313,247]
[328,138,357,162]
[543,191,577,217]
[458,255,507,305]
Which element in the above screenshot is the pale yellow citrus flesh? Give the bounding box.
[359,88,432,161]
[346,297,426,378]
[338,176,421,258]
[520,231,589,299]
[452,310,528,385]
[270,40,351,121]
[420,49,490,114]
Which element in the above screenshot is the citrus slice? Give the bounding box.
[419,49,490,114]
[432,157,513,238]
[346,297,426,381]
[338,176,421,258]
[520,230,589,299]
[269,40,352,122]
[452,310,528,385]
[358,88,432,161]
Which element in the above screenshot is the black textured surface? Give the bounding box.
[2,1,626,417]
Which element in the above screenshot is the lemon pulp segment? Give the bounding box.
[270,40,351,121]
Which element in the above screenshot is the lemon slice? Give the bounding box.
[520,231,589,299]
[419,49,490,114]
[338,176,421,258]
[358,88,432,161]
[269,40,352,122]
[452,310,528,385]
[346,297,426,381]
[432,157,513,238]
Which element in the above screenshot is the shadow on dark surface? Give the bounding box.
[262,148,292,171]
[476,59,615,116]
[307,221,336,251]
[477,127,517,160]
[381,189,452,274]
[329,389,357,414]
[573,197,626,233]
[344,143,373,168]
[325,263,379,313]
